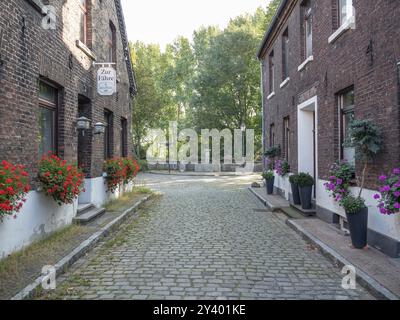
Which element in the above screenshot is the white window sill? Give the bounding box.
[298,55,313,72]
[267,92,275,100]
[328,16,356,44]
[280,77,290,89]
[76,40,97,61]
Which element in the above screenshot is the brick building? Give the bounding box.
[0,0,136,258]
[258,0,400,257]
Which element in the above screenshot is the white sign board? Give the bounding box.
[97,67,116,96]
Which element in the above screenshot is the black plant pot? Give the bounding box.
[290,182,301,205]
[346,207,368,249]
[299,186,313,210]
[266,177,275,195]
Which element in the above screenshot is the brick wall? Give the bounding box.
[260,0,400,189]
[0,0,134,184]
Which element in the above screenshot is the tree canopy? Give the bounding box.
[130,0,280,160]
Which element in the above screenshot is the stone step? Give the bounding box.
[74,207,106,225]
[77,203,94,215]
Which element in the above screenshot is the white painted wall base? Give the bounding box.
[316,179,400,241]
[1,177,135,259]
[0,191,77,259]
[274,173,291,201]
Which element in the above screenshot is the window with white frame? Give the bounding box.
[269,51,275,94]
[339,88,355,165]
[339,0,354,26]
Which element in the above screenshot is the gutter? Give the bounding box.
[257,0,289,60]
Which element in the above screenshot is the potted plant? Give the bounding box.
[297,173,315,210]
[275,160,290,177]
[262,171,275,195]
[289,174,301,205]
[342,119,382,249]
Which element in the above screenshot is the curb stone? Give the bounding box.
[11,193,155,300]
[248,187,399,300]
[248,187,281,212]
[286,219,399,301]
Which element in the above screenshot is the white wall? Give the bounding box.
[1,178,135,259]
[274,173,291,200]
[317,179,400,241]
[0,191,77,259]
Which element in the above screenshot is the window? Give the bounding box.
[108,21,117,63]
[282,29,289,81]
[339,88,355,165]
[269,124,275,147]
[79,0,88,45]
[121,118,128,157]
[269,51,275,94]
[339,0,353,26]
[38,81,58,158]
[302,1,313,59]
[104,110,114,160]
[283,117,290,161]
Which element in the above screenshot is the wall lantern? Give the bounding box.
[94,122,106,135]
[76,116,91,130]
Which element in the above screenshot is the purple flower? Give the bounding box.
[393,168,400,175]
[394,191,400,198]
[329,176,336,181]
[336,179,343,185]
[380,186,391,193]
[380,208,388,215]
[394,203,400,210]
[395,182,400,188]
[374,194,381,200]
[379,175,387,182]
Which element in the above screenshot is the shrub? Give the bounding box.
[262,170,275,181]
[38,155,85,206]
[289,174,299,185]
[324,161,354,205]
[104,157,140,193]
[275,160,290,177]
[297,173,315,187]
[342,195,366,215]
[138,159,149,172]
[375,167,400,215]
[0,160,30,219]
[264,145,281,159]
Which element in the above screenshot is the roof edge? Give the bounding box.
[115,0,137,96]
[256,0,289,59]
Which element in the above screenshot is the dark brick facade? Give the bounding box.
[258,0,400,189]
[0,0,136,183]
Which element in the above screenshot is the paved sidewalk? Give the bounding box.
[38,174,373,300]
[288,219,400,299]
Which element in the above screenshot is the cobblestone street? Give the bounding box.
[43,174,373,300]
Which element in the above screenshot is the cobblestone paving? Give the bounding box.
[42,174,373,300]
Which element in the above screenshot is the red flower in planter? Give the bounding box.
[38,155,85,206]
[103,157,140,193]
[0,160,30,219]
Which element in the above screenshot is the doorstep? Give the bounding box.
[287,218,400,300]
[248,186,291,212]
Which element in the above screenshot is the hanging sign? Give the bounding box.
[97,67,116,96]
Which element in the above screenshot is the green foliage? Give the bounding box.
[129,1,281,159]
[297,173,315,187]
[138,159,149,172]
[341,195,367,214]
[346,119,383,161]
[262,170,275,181]
[264,145,281,158]
[289,174,299,185]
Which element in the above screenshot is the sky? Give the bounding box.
[121,0,270,49]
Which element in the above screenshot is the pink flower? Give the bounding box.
[394,191,400,198]
[380,208,388,214]
[380,186,391,193]
[394,203,400,210]
[373,194,381,200]
[379,175,387,182]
